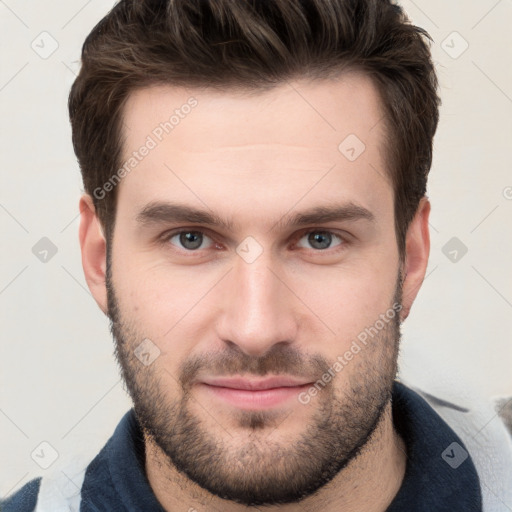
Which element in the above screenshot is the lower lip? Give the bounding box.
[199,383,312,410]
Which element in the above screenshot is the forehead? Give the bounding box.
[121,71,387,155]
[115,72,392,227]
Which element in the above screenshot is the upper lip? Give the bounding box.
[200,376,312,391]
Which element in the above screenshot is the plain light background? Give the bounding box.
[1,0,511,499]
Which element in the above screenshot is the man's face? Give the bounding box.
[106,73,403,506]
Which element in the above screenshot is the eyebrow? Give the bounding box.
[135,201,375,232]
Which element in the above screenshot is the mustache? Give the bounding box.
[177,344,331,391]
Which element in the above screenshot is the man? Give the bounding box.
[3,0,512,510]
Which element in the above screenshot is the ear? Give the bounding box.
[400,197,430,322]
[79,194,108,315]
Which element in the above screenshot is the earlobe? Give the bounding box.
[79,194,109,315]
[400,197,431,322]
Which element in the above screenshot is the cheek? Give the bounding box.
[113,260,215,355]
[291,257,399,339]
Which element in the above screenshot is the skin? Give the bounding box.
[79,71,430,511]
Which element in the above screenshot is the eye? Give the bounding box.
[165,230,216,251]
[295,230,344,251]
[160,228,347,254]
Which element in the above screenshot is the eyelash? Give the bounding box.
[158,228,349,256]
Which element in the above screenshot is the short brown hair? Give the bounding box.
[69,0,440,255]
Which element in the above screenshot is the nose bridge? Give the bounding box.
[216,248,297,355]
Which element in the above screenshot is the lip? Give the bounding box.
[197,376,313,410]
[200,376,312,390]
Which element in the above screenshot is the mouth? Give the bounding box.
[197,376,313,410]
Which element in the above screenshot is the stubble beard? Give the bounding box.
[106,254,402,506]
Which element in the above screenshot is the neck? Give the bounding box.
[145,401,406,512]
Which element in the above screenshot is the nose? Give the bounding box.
[214,250,299,357]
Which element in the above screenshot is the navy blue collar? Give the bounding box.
[79,381,482,511]
[387,381,482,511]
